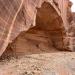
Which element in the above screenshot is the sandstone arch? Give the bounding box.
[35,2,65,50]
[0,0,67,56]
[5,2,66,56]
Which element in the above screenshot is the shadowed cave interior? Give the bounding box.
[0,2,68,59]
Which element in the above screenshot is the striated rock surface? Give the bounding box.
[67,13,75,51]
[0,0,73,56]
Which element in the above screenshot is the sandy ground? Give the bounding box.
[0,52,75,75]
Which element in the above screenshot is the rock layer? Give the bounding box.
[0,0,73,56]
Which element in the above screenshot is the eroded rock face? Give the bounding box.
[8,1,65,55]
[67,13,75,51]
[0,0,73,56]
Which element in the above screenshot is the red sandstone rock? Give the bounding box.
[0,0,73,56]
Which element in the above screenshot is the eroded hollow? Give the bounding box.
[0,2,66,59]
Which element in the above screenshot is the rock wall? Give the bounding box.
[0,0,74,56]
[67,13,75,51]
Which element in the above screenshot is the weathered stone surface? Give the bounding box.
[0,0,73,56]
[67,13,75,51]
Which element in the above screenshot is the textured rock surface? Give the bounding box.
[0,0,75,75]
[0,53,75,75]
[67,13,75,51]
[0,0,73,56]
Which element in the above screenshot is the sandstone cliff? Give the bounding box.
[0,0,74,56]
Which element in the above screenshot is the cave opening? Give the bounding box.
[0,2,67,59]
